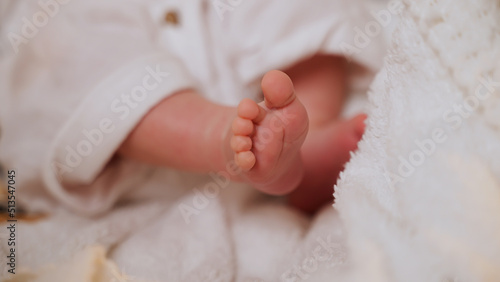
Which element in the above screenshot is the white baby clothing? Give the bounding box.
[0,0,385,215]
[0,0,389,280]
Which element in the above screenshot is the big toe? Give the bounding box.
[261,70,296,109]
[349,114,367,140]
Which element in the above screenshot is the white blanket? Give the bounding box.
[2,0,500,281]
[337,0,500,281]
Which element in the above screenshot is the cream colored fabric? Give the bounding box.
[3,246,133,282]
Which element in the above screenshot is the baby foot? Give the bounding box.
[289,114,366,214]
[230,70,309,195]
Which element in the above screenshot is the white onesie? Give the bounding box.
[0,0,385,215]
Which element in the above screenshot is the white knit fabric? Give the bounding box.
[336,0,500,281]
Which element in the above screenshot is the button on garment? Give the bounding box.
[164,10,179,26]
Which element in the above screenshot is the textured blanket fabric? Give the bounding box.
[336,0,500,281]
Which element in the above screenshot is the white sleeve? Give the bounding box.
[214,0,388,85]
[0,1,196,215]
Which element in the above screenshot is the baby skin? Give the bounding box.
[119,55,365,214]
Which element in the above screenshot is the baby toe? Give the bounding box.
[235,151,256,171]
[237,98,260,119]
[232,117,254,136]
[261,70,296,109]
[231,135,252,152]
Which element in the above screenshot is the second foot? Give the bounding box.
[288,114,367,214]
